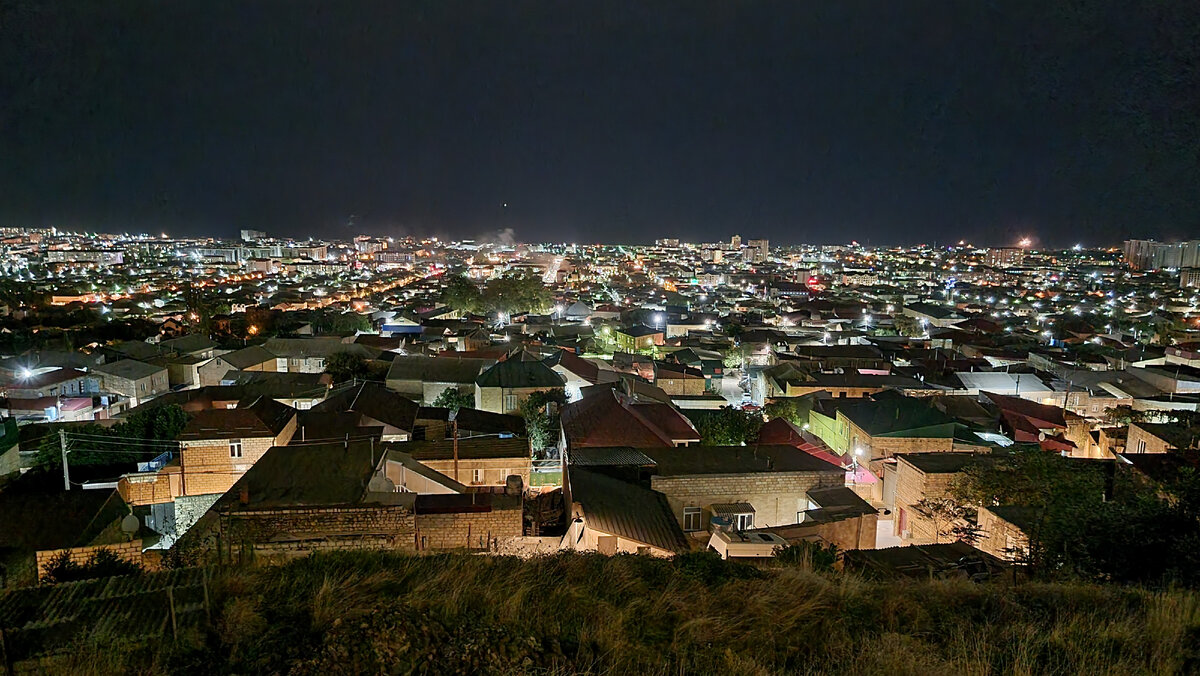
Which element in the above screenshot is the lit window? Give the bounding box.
[229,440,243,458]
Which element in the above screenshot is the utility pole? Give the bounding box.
[59,430,70,491]
[449,409,460,483]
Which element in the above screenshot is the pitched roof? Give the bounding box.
[215,440,405,509]
[310,381,419,432]
[93,359,165,381]
[386,355,494,384]
[561,388,700,448]
[219,345,278,369]
[568,468,688,553]
[474,359,565,389]
[179,396,295,440]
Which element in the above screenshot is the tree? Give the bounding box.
[764,397,812,427]
[519,388,567,454]
[441,274,482,314]
[723,345,746,370]
[325,351,369,383]
[431,388,474,411]
[913,497,982,545]
[893,315,924,337]
[685,407,764,446]
[34,404,191,468]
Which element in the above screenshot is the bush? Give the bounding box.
[40,547,142,584]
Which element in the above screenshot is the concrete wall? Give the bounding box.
[977,506,1029,562]
[418,457,531,487]
[892,460,960,543]
[1126,423,1176,454]
[651,471,844,530]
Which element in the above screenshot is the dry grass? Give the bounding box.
[51,551,1200,675]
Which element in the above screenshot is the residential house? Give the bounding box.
[653,361,707,396]
[1126,422,1200,454]
[890,452,984,543]
[560,382,701,451]
[173,397,298,497]
[307,382,419,442]
[385,355,494,404]
[263,337,380,373]
[393,436,531,487]
[563,467,689,557]
[172,440,523,563]
[92,360,169,407]
[614,325,664,352]
[473,356,565,414]
[197,345,279,387]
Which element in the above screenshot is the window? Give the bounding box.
[229,440,243,458]
[735,513,754,531]
[1135,439,1147,453]
[503,392,519,412]
[413,426,427,441]
[472,469,483,484]
[683,507,702,532]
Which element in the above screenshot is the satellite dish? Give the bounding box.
[120,513,140,534]
[1038,432,1047,442]
[367,475,395,493]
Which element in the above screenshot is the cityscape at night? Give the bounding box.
[2,2,1200,674]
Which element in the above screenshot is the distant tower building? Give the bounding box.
[1124,239,1200,271]
[985,247,1024,267]
[747,239,769,263]
[1182,269,1200,289]
[240,229,267,241]
[731,234,742,248]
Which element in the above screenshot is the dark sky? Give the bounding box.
[2,2,1198,246]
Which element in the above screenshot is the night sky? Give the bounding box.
[3,2,1198,246]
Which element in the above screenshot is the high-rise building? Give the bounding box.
[1181,269,1200,289]
[985,247,1024,267]
[747,239,769,263]
[1124,240,1200,270]
[240,229,267,241]
[730,234,742,248]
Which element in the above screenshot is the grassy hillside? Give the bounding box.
[52,552,1200,675]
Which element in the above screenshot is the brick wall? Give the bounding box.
[415,500,523,551]
[1127,423,1175,454]
[180,417,296,496]
[35,539,156,580]
[119,469,180,506]
[892,461,960,543]
[977,506,1029,562]
[651,471,843,529]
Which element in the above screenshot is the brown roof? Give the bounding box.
[561,388,699,448]
[179,396,295,440]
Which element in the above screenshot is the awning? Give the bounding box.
[710,502,755,516]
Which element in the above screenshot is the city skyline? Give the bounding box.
[4,3,1199,245]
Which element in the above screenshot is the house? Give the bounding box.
[473,356,566,414]
[172,440,523,563]
[393,436,531,487]
[542,350,619,401]
[263,337,379,373]
[889,452,985,543]
[653,361,707,396]
[385,355,494,404]
[92,360,169,407]
[173,396,298,497]
[159,334,219,360]
[1126,422,1200,454]
[0,367,97,400]
[665,347,725,392]
[560,382,701,450]
[614,325,664,352]
[562,468,689,557]
[980,391,1084,454]
[567,444,845,537]
[307,381,419,441]
[197,345,279,387]
[902,303,965,328]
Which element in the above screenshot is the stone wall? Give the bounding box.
[119,469,180,506]
[892,460,960,543]
[420,457,531,487]
[977,506,1029,562]
[220,505,418,563]
[651,471,844,529]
